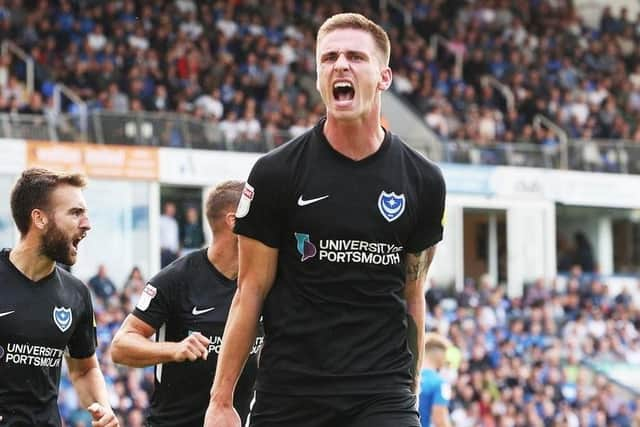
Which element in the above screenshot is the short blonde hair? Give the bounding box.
[205,180,244,228]
[316,13,391,66]
[424,332,451,353]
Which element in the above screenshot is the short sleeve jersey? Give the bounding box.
[419,368,451,426]
[132,249,263,427]
[0,249,96,427]
[234,119,446,395]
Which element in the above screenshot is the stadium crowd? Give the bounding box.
[2,0,640,152]
[52,261,640,426]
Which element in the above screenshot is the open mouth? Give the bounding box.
[71,233,86,251]
[332,81,355,102]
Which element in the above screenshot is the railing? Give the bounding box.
[481,75,515,112]
[1,112,639,174]
[1,41,34,95]
[430,34,464,79]
[52,84,88,141]
[533,114,569,170]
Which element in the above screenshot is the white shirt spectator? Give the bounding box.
[180,19,203,40]
[569,96,589,125]
[425,107,449,137]
[194,95,223,119]
[87,31,107,51]
[159,214,179,254]
[217,18,238,39]
[128,33,149,51]
[237,115,262,141]
[587,86,609,107]
[219,115,240,144]
[289,121,311,139]
[478,112,497,141]
[174,0,196,13]
[280,40,298,66]
[393,72,413,94]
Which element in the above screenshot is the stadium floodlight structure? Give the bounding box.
[1,40,34,96]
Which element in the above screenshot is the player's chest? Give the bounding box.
[0,281,80,348]
[288,168,417,239]
[171,285,235,331]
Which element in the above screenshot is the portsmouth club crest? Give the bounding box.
[378,191,406,222]
[53,306,72,333]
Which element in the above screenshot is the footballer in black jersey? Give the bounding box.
[206,13,445,427]
[112,181,263,427]
[0,168,117,426]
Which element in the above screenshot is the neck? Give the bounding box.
[9,236,56,282]
[206,232,238,280]
[323,105,385,161]
[422,356,439,371]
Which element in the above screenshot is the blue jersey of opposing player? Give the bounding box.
[419,367,451,427]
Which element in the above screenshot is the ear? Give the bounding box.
[31,209,49,231]
[224,211,236,230]
[378,67,393,91]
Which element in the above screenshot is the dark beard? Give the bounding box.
[41,221,75,266]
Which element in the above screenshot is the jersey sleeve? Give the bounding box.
[132,271,174,330]
[234,155,287,248]
[67,283,97,359]
[405,162,446,253]
[434,379,452,406]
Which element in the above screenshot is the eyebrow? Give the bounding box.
[320,49,369,59]
[68,206,88,214]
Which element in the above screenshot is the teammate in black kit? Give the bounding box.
[205,13,446,427]
[0,168,118,427]
[111,181,263,427]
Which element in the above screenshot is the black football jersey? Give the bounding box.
[234,118,445,395]
[0,249,96,426]
[132,249,263,427]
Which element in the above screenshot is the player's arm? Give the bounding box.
[405,245,437,393]
[431,379,452,427]
[65,354,119,426]
[431,404,452,427]
[204,235,278,427]
[111,314,210,367]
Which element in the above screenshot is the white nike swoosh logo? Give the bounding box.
[192,306,215,316]
[297,195,329,206]
[0,311,15,318]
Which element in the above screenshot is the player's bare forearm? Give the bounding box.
[209,236,277,406]
[405,246,437,393]
[111,315,181,367]
[209,287,262,405]
[66,354,112,410]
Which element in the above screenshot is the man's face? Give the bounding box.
[316,28,391,121]
[40,185,91,266]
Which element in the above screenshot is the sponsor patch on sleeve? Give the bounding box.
[236,182,255,218]
[136,283,157,311]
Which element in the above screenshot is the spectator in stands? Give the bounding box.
[573,231,596,273]
[88,264,117,304]
[159,201,179,268]
[181,205,204,255]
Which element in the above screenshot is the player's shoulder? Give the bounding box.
[253,124,317,172]
[390,132,443,181]
[55,265,86,288]
[55,265,91,298]
[150,249,205,287]
[420,367,444,385]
